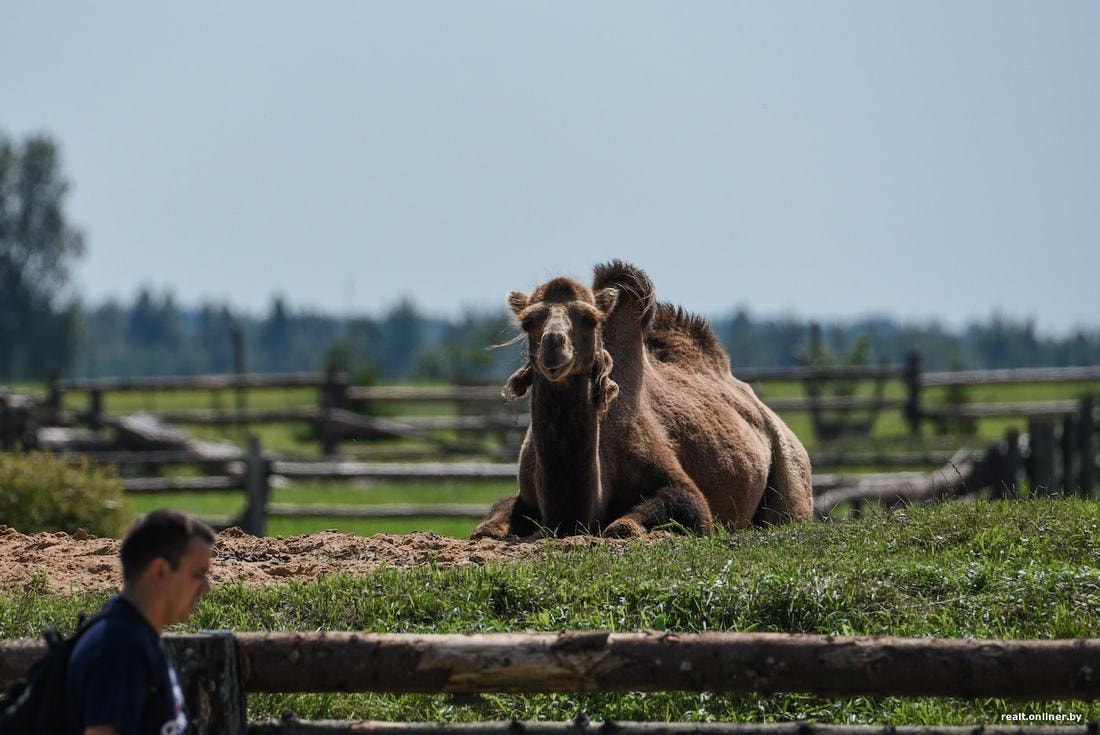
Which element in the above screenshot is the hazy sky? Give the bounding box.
[3,2,1098,332]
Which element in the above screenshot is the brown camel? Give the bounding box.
[471,276,622,538]
[592,260,814,533]
[471,263,813,539]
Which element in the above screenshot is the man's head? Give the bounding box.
[120,509,215,627]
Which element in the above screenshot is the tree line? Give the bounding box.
[4,131,1100,384]
[61,292,1100,383]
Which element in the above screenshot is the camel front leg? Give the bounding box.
[470,494,541,539]
[603,485,714,537]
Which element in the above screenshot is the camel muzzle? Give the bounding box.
[537,332,574,380]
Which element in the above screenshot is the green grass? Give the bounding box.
[3,500,1098,724]
[128,480,511,538]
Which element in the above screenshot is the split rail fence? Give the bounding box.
[4,357,1099,455]
[98,393,1096,535]
[2,362,1098,534]
[0,630,1097,734]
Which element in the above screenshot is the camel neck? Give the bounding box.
[601,320,646,404]
[529,374,603,534]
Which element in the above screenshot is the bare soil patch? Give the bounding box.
[0,525,610,595]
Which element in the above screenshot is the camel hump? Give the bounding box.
[647,303,730,372]
[592,260,658,330]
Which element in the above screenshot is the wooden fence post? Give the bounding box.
[1002,428,1021,499]
[1060,414,1077,494]
[0,395,13,450]
[88,389,104,431]
[319,367,348,456]
[165,631,247,735]
[1026,419,1056,496]
[233,328,247,437]
[904,351,922,436]
[1079,396,1096,498]
[243,435,269,536]
[46,371,61,425]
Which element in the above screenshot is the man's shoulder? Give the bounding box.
[70,597,161,670]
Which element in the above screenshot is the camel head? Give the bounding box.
[503,277,620,413]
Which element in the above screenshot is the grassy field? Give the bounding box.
[129,480,510,538]
[2,500,1098,724]
[8,376,1100,537]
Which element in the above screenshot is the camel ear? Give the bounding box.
[594,287,618,316]
[503,363,533,401]
[507,291,529,317]
[590,348,619,416]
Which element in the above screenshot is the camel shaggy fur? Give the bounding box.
[471,264,812,539]
[592,261,813,533]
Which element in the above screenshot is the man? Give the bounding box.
[66,509,215,735]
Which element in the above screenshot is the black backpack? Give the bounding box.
[0,612,105,735]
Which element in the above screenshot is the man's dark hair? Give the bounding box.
[119,509,215,585]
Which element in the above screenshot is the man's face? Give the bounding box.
[164,536,213,626]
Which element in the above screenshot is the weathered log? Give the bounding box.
[271,460,518,481]
[921,365,1100,387]
[122,476,244,494]
[763,397,905,413]
[128,407,321,426]
[111,412,195,449]
[808,450,958,468]
[59,372,338,392]
[230,631,1100,699]
[266,503,489,519]
[66,448,245,465]
[346,385,507,403]
[3,631,1099,701]
[168,631,247,735]
[813,453,981,515]
[811,471,929,494]
[923,401,1079,419]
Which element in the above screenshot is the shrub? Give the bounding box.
[0,452,131,536]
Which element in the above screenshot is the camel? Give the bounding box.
[471,264,812,539]
[592,261,813,533]
[471,276,622,538]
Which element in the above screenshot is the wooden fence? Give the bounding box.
[3,357,1096,455]
[0,630,1096,733]
[91,393,1095,535]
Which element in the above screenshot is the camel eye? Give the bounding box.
[573,309,598,328]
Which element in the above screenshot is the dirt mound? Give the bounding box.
[0,525,609,595]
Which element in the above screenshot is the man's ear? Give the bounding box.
[594,287,618,316]
[146,556,171,584]
[507,290,529,317]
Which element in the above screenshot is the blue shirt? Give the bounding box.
[65,595,188,735]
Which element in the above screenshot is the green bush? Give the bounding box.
[0,452,132,537]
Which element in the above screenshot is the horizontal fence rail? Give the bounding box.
[3,631,1099,700]
[9,358,1099,457]
[57,371,338,392]
[922,365,1100,387]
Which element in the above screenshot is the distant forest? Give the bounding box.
[58,288,1100,384]
[4,132,1099,385]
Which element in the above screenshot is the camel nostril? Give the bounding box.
[542,332,566,350]
[539,333,572,370]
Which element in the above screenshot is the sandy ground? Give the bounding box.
[0,525,611,595]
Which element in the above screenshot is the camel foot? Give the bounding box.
[470,521,511,540]
[602,517,646,538]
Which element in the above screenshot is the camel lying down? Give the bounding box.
[472,261,813,539]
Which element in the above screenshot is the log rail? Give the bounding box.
[1,631,1098,734]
